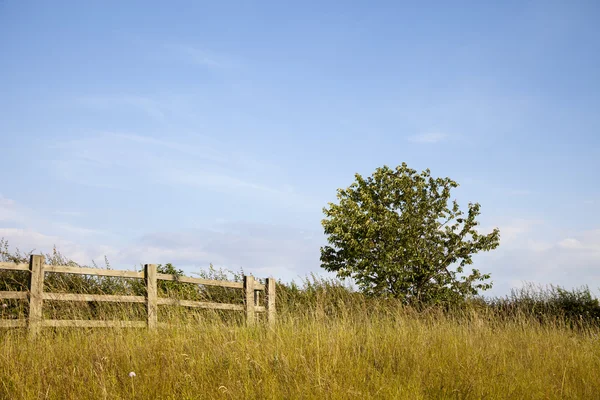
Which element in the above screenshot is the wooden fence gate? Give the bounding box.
[0,255,276,337]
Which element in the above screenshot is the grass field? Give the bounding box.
[2,247,599,399]
[2,305,599,400]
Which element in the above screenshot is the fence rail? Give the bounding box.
[0,255,276,337]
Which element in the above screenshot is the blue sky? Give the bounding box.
[1,1,599,296]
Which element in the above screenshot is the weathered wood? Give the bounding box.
[265,277,276,325]
[0,319,27,328]
[0,262,30,271]
[244,275,255,325]
[0,291,28,300]
[44,265,143,279]
[254,289,260,309]
[157,298,245,311]
[1,260,275,331]
[42,293,146,303]
[41,320,147,328]
[156,273,245,289]
[28,255,45,338]
[145,264,158,330]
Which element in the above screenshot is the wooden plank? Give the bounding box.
[265,277,276,325]
[28,255,45,338]
[41,320,147,328]
[44,265,143,279]
[157,298,245,311]
[0,291,28,300]
[42,293,146,303]
[0,262,30,271]
[0,319,27,328]
[145,264,158,330]
[1,265,259,286]
[255,306,266,313]
[254,289,260,308]
[244,275,255,325]
[156,273,244,289]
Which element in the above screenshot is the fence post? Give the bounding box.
[28,255,45,338]
[244,275,255,326]
[265,277,276,326]
[145,264,157,330]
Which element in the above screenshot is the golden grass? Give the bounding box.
[1,308,599,399]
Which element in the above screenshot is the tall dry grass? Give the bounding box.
[2,242,600,399]
[2,300,600,399]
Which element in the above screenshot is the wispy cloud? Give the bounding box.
[48,132,317,209]
[494,218,545,246]
[55,223,108,237]
[53,210,84,217]
[459,178,534,197]
[0,195,111,243]
[476,219,600,297]
[0,228,117,266]
[0,194,30,225]
[502,189,533,196]
[0,222,326,281]
[77,95,167,122]
[408,132,448,143]
[117,223,326,280]
[163,43,230,68]
[111,133,225,163]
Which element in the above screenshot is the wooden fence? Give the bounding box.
[0,255,276,337]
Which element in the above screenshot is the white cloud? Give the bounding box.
[0,195,21,223]
[524,239,553,253]
[0,228,116,266]
[0,196,112,261]
[54,223,108,237]
[163,43,230,68]
[1,222,325,282]
[0,194,38,226]
[479,224,600,297]
[49,132,319,209]
[407,132,448,143]
[53,210,84,217]
[558,238,583,249]
[502,189,533,196]
[117,223,326,281]
[0,196,15,208]
[479,218,544,247]
[77,95,167,122]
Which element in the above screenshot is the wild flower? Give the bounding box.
[1,304,7,309]
[129,371,137,397]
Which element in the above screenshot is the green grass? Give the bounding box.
[1,307,599,399]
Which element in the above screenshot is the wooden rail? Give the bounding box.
[0,255,276,336]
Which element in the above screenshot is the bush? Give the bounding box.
[487,283,600,327]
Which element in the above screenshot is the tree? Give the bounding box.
[320,163,500,304]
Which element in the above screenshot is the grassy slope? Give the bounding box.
[1,310,599,400]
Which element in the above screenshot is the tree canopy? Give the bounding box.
[320,163,500,304]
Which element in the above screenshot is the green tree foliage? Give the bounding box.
[320,163,501,304]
